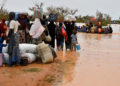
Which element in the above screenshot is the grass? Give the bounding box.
[22,68,42,72]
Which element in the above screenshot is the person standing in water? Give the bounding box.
[7,12,20,66]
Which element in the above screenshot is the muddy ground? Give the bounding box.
[0,51,79,86]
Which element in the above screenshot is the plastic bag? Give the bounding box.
[29,18,45,38]
[45,30,51,42]
[61,27,67,37]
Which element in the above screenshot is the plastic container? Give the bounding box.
[76,44,81,50]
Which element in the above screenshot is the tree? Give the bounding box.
[47,6,78,21]
[0,0,8,20]
[96,10,104,21]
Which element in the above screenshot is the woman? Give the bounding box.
[0,18,7,43]
[64,21,73,50]
[7,12,20,66]
[18,14,27,43]
[56,22,64,51]
[47,21,56,48]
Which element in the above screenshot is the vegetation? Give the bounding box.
[75,10,112,26]
[46,6,78,21]
[0,0,9,20]
[22,68,42,72]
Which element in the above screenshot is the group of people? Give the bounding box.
[0,7,78,67]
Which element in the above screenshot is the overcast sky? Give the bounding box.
[1,0,120,19]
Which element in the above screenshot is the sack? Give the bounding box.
[19,44,37,54]
[45,35,52,42]
[3,44,37,54]
[36,42,53,63]
[61,27,67,37]
[45,30,51,42]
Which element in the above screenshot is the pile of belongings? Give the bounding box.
[3,42,57,66]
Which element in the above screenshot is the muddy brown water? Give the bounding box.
[60,24,120,86]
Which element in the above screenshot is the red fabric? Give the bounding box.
[98,28,102,33]
[91,18,96,20]
[0,19,7,37]
[98,22,101,26]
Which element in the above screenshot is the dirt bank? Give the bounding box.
[0,51,79,86]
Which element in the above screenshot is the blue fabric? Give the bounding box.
[0,37,7,53]
[8,33,20,65]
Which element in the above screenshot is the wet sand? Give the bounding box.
[0,51,78,86]
[60,28,120,86]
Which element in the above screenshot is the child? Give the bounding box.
[71,29,78,51]
[0,37,7,67]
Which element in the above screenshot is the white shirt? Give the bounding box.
[9,20,20,33]
[9,20,16,29]
[14,21,20,33]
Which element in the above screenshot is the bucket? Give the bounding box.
[76,44,81,50]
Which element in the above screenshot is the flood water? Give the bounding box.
[60,24,120,86]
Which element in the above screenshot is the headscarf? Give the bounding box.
[7,12,15,27]
[1,18,5,24]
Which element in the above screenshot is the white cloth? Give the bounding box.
[29,18,45,38]
[9,20,16,29]
[14,21,20,33]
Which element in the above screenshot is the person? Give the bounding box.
[56,22,64,51]
[71,28,78,51]
[17,14,27,43]
[0,18,7,43]
[88,22,93,32]
[108,25,113,33]
[47,21,56,48]
[0,37,7,67]
[7,12,20,66]
[64,21,72,50]
[98,21,102,28]
[24,14,32,43]
[29,7,45,44]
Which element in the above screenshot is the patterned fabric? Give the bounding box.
[18,30,26,43]
[8,33,20,65]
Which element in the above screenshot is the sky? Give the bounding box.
[1,0,120,20]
